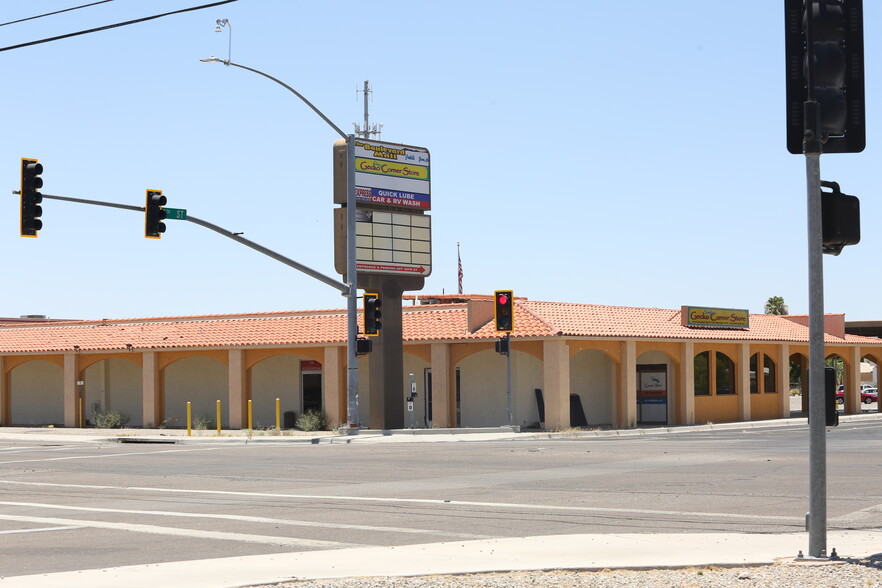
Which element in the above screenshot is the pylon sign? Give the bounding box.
[333,138,432,278]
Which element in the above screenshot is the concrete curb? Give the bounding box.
[0,412,880,445]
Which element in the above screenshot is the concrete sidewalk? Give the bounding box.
[0,409,879,445]
[1,530,880,587]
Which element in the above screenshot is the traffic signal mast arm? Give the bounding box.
[31,192,349,295]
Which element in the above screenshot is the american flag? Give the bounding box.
[457,243,463,294]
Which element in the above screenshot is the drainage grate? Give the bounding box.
[116,437,179,445]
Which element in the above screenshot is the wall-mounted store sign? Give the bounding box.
[682,306,749,329]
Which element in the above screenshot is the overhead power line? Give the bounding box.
[0,1,116,28]
[0,0,238,53]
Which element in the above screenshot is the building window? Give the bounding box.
[694,351,710,396]
[750,354,759,394]
[750,353,778,394]
[764,355,777,394]
[716,353,735,395]
[694,351,737,396]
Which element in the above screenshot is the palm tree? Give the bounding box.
[765,296,789,315]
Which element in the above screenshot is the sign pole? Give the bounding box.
[346,134,360,428]
[806,151,827,558]
[506,333,512,427]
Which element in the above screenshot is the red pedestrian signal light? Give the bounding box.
[20,158,43,237]
[494,290,513,332]
[145,189,167,238]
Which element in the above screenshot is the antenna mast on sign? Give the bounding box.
[354,80,383,139]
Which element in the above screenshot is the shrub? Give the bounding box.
[192,414,215,430]
[92,410,130,429]
[159,416,179,429]
[297,410,327,431]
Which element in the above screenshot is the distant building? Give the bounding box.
[0,296,879,429]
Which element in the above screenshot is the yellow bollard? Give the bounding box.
[275,398,281,430]
[216,400,221,436]
[187,401,192,436]
[247,399,253,432]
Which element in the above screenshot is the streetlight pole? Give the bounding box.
[200,55,360,429]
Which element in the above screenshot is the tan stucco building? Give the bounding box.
[1,295,880,430]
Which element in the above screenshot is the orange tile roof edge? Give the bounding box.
[0,297,878,354]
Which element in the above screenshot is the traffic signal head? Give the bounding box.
[785,0,865,154]
[364,293,382,336]
[494,290,514,332]
[20,158,43,237]
[145,189,167,238]
[824,366,839,426]
[821,181,860,255]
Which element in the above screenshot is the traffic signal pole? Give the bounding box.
[805,151,828,558]
[34,192,350,295]
[786,0,866,558]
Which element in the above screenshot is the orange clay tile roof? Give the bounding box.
[0,298,879,354]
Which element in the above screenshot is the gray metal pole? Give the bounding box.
[345,135,359,428]
[506,333,512,426]
[806,152,827,558]
[38,193,349,294]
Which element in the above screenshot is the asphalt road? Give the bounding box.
[1,420,882,578]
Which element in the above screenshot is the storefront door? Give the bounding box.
[637,364,668,425]
[301,360,322,414]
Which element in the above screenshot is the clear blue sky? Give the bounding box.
[2,1,881,321]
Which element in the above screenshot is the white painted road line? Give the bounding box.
[0,513,360,549]
[0,479,803,524]
[0,501,493,540]
[0,525,85,535]
[0,446,221,465]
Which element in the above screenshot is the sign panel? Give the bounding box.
[354,209,431,276]
[334,208,432,277]
[682,306,750,329]
[164,207,187,220]
[334,139,431,210]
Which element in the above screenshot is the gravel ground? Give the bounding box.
[268,556,882,587]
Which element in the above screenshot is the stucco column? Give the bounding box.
[228,349,247,429]
[737,344,750,422]
[0,356,7,426]
[543,340,570,431]
[323,346,345,428]
[777,344,791,418]
[430,343,451,428]
[848,346,862,415]
[679,342,695,425]
[142,351,161,428]
[619,341,637,428]
[63,354,78,428]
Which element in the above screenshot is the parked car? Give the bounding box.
[834,388,877,404]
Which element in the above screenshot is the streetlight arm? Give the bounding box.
[203,58,347,140]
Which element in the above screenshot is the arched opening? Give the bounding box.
[83,358,142,427]
[11,360,64,426]
[570,349,615,427]
[163,356,228,428]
